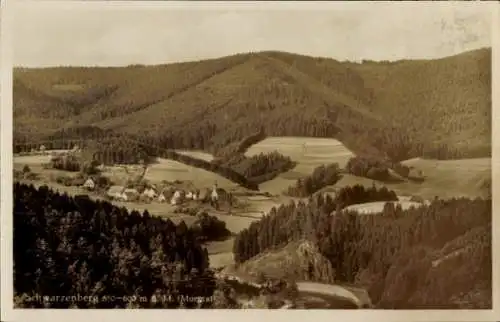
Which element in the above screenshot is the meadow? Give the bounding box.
[245,137,354,194]
[243,137,490,200]
[334,157,491,200]
[343,201,425,215]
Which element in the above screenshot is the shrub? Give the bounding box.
[285,163,342,197]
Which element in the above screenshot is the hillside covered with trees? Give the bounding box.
[233,185,491,309]
[13,183,234,308]
[14,48,491,163]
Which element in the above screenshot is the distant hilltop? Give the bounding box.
[14,47,491,161]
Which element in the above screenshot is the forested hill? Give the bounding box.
[14,48,491,160]
[13,182,228,308]
[233,188,492,309]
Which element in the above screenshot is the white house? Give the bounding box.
[142,187,157,199]
[83,178,95,191]
[170,190,185,205]
[211,184,219,202]
[158,193,167,203]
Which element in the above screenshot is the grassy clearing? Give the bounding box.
[332,157,491,200]
[98,157,238,191]
[206,238,236,269]
[343,201,425,215]
[13,152,64,165]
[245,137,354,194]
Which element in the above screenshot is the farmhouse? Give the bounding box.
[171,190,185,205]
[142,187,158,199]
[186,190,200,200]
[158,193,167,203]
[83,178,95,191]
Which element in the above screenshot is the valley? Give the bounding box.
[13,47,492,310]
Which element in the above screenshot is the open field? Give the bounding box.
[245,137,354,194]
[343,200,426,215]
[97,157,238,191]
[206,238,236,269]
[332,157,491,200]
[13,151,67,165]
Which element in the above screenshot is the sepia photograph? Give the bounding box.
[2,0,498,320]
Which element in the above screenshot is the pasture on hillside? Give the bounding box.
[245,137,354,194]
[100,157,238,191]
[333,157,491,200]
[13,151,68,165]
[343,201,426,215]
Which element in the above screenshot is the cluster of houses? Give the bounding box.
[81,176,221,206]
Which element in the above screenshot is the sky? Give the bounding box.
[12,1,494,67]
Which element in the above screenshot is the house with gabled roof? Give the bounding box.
[83,177,95,191]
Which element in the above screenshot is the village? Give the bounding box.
[14,144,237,214]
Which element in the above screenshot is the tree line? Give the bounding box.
[219,151,296,185]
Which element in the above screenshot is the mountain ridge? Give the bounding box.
[14,48,491,161]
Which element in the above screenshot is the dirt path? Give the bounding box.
[296,282,371,308]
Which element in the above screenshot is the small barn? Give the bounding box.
[83,177,96,191]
